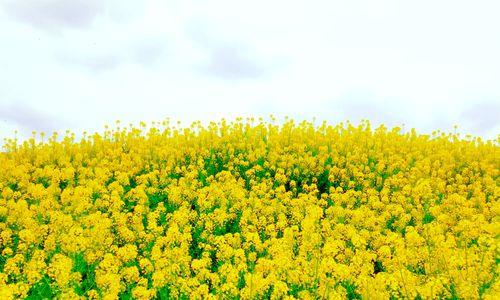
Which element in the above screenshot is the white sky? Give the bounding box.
[0,0,499,142]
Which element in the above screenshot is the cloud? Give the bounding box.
[203,46,265,80]
[461,101,500,134]
[2,0,103,31]
[0,102,70,134]
[333,91,409,128]
[186,21,272,80]
[57,53,122,72]
[0,0,499,143]
[56,39,167,72]
[131,39,166,66]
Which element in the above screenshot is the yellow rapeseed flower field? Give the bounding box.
[0,118,498,299]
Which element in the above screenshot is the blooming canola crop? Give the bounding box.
[0,118,498,299]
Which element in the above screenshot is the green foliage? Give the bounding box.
[288,284,303,297]
[407,264,426,275]
[156,285,171,300]
[123,198,137,212]
[59,180,69,191]
[189,225,205,259]
[422,210,435,225]
[373,260,385,274]
[237,271,246,289]
[119,283,137,300]
[71,252,97,296]
[0,254,5,273]
[341,280,362,300]
[446,283,460,300]
[26,275,55,300]
[147,192,168,210]
[36,177,51,188]
[479,278,495,297]
[317,169,331,195]
[209,250,223,273]
[386,215,397,232]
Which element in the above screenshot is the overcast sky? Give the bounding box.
[0,0,499,143]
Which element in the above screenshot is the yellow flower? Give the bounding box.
[0,118,497,298]
[47,254,73,288]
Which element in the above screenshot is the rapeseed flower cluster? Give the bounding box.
[0,118,498,299]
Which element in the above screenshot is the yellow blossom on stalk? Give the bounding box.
[0,118,498,298]
[116,244,138,263]
[47,254,74,288]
